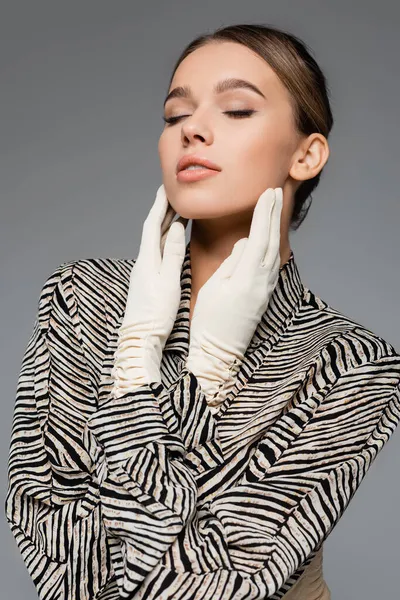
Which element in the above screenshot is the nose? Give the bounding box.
[181,113,213,146]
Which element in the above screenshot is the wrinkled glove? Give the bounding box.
[186,187,283,409]
[111,184,188,397]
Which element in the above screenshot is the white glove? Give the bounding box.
[186,187,282,409]
[111,184,188,398]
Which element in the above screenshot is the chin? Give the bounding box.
[176,207,229,221]
[165,186,246,221]
[167,199,223,221]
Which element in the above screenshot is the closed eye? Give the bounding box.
[162,110,255,125]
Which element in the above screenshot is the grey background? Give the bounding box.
[1,2,399,598]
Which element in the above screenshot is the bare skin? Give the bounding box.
[158,40,330,322]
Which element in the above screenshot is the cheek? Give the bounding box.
[240,127,293,180]
[158,133,176,171]
[158,135,168,169]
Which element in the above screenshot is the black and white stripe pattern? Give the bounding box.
[5,241,400,599]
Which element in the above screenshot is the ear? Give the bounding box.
[289,133,330,183]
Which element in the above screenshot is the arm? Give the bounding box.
[4,263,197,600]
[208,358,400,597]
[82,377,199,598]
[5,264,115,599]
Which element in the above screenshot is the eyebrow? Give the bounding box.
[163,77,266,108]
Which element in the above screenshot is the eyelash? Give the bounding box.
[162,110,255,125]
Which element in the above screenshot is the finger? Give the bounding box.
[161,204,177,238]
[175,215,189,229]
[269,249,281,283]
[140,184,169,270]
[160,227,168,259]
[161,215,188,258]
[235,188,276,278]
[160,220,186,284]
[262,187,282,269]
[215,238,248,280]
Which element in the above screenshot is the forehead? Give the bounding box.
[170,41,283,95]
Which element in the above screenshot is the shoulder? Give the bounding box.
[37,256,135,332]
[35,257,137,386]
[300,285,400,377]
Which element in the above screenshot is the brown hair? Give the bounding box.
[166,23,334,230]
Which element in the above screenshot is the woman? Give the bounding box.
[5,23,400,600]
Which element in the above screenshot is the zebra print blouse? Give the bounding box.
[5,241,400,600]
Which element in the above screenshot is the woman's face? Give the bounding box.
[158,41,303,222]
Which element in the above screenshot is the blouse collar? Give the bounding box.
[163,240,305,359]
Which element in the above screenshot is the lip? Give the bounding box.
[177,167,220,183]
[176,154,222,174]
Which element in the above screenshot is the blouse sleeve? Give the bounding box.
[208,358,400,598]
[4,263,197,600]
[5,264,115,599]
[82,380,199,598]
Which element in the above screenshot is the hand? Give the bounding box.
[111,184,188,397]
[186,187,283,407]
